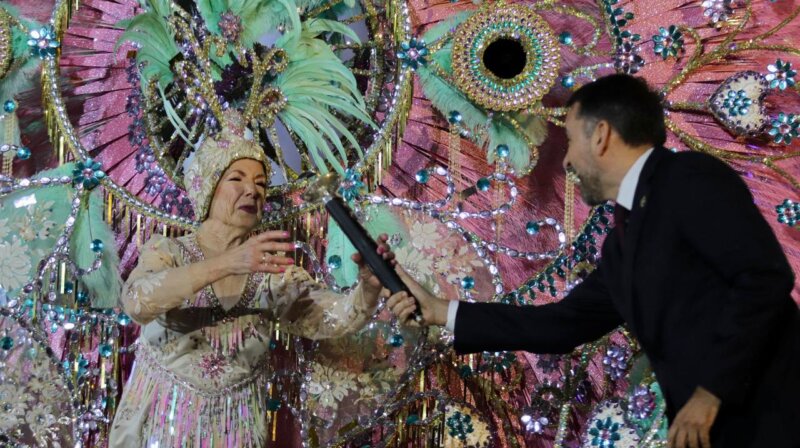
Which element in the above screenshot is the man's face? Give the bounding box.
[563,105,605,206]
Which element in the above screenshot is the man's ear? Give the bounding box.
[592,120,612,157]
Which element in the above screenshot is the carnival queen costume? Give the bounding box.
[109,115,379,447]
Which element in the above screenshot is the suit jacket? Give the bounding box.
[453,147,800,446]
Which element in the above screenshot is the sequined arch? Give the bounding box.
[40,0,414,229]
[3,0,800,445]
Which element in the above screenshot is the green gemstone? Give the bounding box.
[389,333,405,347]
[495,144,510,158]
[0,336,13,350]
[90,239,104,253]
[327,255,342,270]
[3,100,16,113]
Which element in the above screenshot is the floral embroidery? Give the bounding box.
[25,405,56,434]
[582,401,641,448]
[394,246,434,281]
[443,404,492,447]
[0,237,32,289]
[437,244,483,285]
[130,270,168,296]
[589,417,622,447]
[0,218,9,240]
[409,220,439,250]
[308,363,358,410]
[11,200,57,242]
[197,352,232,380]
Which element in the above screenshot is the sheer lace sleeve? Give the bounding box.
[120,235,194,325]
[265,266,378,340]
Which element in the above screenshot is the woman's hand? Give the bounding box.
[352,234,396,299]
[222,231,297,275]
[385,267,449,326]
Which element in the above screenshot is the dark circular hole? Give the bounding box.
[482,38,527,80]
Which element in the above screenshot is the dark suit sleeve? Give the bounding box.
[672,156,795,405]
[453,261,624,355]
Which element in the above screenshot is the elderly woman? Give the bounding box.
[109,116,392,447]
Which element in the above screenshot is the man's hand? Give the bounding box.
[385,266,449,326]
[668,386,721,448]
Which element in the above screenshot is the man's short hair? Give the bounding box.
[566,74,667,147]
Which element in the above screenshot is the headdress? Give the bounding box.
[116,0,376,199]
[184,110,271,221]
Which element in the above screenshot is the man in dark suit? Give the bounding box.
[386,74,800,448]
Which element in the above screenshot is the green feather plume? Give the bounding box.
[274,2,376,174]
[71,185,122,309]
[197,0,339,48]
[115,0,178,87]
[0,5,43,118]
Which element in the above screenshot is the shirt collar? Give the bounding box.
[616,147,654,210]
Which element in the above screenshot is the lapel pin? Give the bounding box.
[639,195,647,208]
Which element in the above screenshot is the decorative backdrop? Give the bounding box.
[0,0,798,446]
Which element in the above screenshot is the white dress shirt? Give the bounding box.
[444,148,655,332]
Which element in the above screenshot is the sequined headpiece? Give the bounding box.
[185,110,271,221]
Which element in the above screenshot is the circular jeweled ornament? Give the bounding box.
[450,3,560,112]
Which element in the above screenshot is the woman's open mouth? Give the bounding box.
[238,205,257,214]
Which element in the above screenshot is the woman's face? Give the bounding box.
[207,158,267,230]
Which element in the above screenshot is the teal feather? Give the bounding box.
[115,1,178,87]
[487,118,531,169]
[280,107,334,173]
[303,18,361,43]
[0,5,41,103]
[421,11,472,45]
[416,68,489,142]
[288,103,349,168]
[274,3,375,174]
[197,0,335,47]
[157,83,193,145]
[71,184,122,309]
[197,0,274,47]
[430,42,453,72]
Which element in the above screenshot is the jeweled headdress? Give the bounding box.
[116,0,375,201]
[184,110,271,221]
